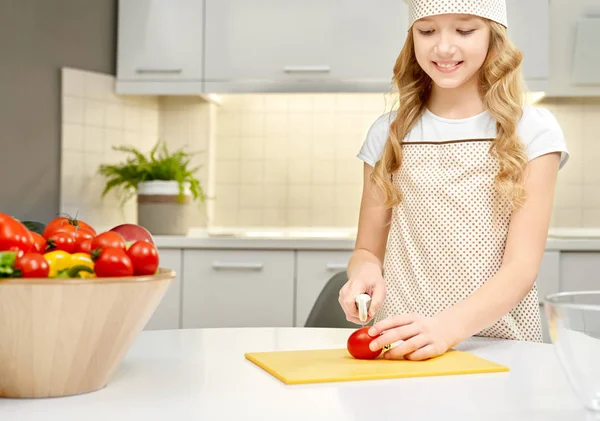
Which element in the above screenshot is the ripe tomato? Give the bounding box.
[347,327,381,360]
[46,231,77,254]
[44,222,95,243]
[15,252,50,278]
[76,238,93,254]
[126,240,159,275]
[0,213,34,254]
[91,232,126,253]
[94,247,134,277]
[43,216,97,239]
[30,231,47,253]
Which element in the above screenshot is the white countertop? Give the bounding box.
[0,327,592,420]
[151,226,600,251]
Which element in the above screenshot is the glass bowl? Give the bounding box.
[544,291,600,413]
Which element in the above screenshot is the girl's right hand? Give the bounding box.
[338,265,386,325]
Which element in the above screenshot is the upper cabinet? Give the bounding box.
[505,0,549,92]
[115,0,561,95]
[203,0,408,93]
[545,0,600,97]
[116,0,204,94]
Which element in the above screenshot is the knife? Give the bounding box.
[355,293,371,327]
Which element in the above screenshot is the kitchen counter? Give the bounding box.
[0,327,591,420]
[152,227,600,251]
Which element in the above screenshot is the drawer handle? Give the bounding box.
[283,65,331,73]
[326,263,347,271]
[212,261,264,270]
[136,68,183,74]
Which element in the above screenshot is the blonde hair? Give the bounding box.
[372,21,528,211]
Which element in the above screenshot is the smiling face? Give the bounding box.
[412,14,491,90]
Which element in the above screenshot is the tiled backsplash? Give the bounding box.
[60,68,211,230]
[211,93,390,228]
[60,67,600,231]
[536,97,600,228]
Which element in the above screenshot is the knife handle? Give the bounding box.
[355,293,371,323]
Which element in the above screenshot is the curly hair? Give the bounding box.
[371,21,529,211]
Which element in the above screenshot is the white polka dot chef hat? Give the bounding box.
[404,0,508,28]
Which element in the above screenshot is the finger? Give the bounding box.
[338,284,358,319]
[368,323,421,351]
[340,282,368,319]
[368,284,386,319]
[383,334,429,360]
[368,313,418,337]
[403,344,439,361]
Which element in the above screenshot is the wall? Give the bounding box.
[0,0,117,223]
[59,70,599,231]
[540,97,600,228]
[210,93,598,229]
[60,68,211,231]
[211,93,391,228]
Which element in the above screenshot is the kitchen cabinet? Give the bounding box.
[181,249,295,328]
[145,248,183,330]
[295,250,353,327]
[506,0,549,92]
[536,251,560,343]
[558,251,600,335]
[115,0,204,94]
[203,0,408,93]
[559,252,600,292]
[546,0,600,96]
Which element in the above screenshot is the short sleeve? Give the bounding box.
[518,105,570,169]
[357,112,393,167]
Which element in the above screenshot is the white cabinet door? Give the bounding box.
[204,0,407,92]
[559,252,600,292]
[536,251,560,343]
[145,249,182,330]
[117,0,204,82]
[559,252,600,336]
[295,250,353,327]
[181,249,295,328]
[506,0,549,91]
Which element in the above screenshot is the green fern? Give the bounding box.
[98,141,205,206]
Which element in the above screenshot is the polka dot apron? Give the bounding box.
[374,139,543,342]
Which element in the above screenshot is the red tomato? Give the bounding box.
[126,240,159,275]
[347,327,381,360]
[43,216,97,239]
[30,231,47,253]
[44,223,95,243]
[91,232,126,252]
[76,238,93,254]
[15,252,50,278]
[46,231,77,254]
[0,213,34,254]
[94,248,134,277]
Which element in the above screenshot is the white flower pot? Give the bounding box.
[136,181,192,235]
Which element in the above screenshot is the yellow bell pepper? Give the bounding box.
[43,251,95,278]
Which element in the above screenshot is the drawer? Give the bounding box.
[181,249,295,328]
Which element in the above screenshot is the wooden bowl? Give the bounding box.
[0,268,176,398]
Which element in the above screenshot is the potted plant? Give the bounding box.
[98,141,205,235]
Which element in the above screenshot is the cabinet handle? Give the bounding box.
[135,68,183,74]
[211,261,264,271]
[326,263,347,271]
[283,65,331,73]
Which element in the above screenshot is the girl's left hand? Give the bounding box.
[367,313,457,361]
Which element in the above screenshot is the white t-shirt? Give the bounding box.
[357,105,570,169]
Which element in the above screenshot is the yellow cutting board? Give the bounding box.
[244,348,508,385]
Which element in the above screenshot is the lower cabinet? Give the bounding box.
[147,245,600,343]
[295,250,353,327]
[181,249,295,328]
[145,248,183,330]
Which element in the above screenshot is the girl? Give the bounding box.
[338,0,569,361]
